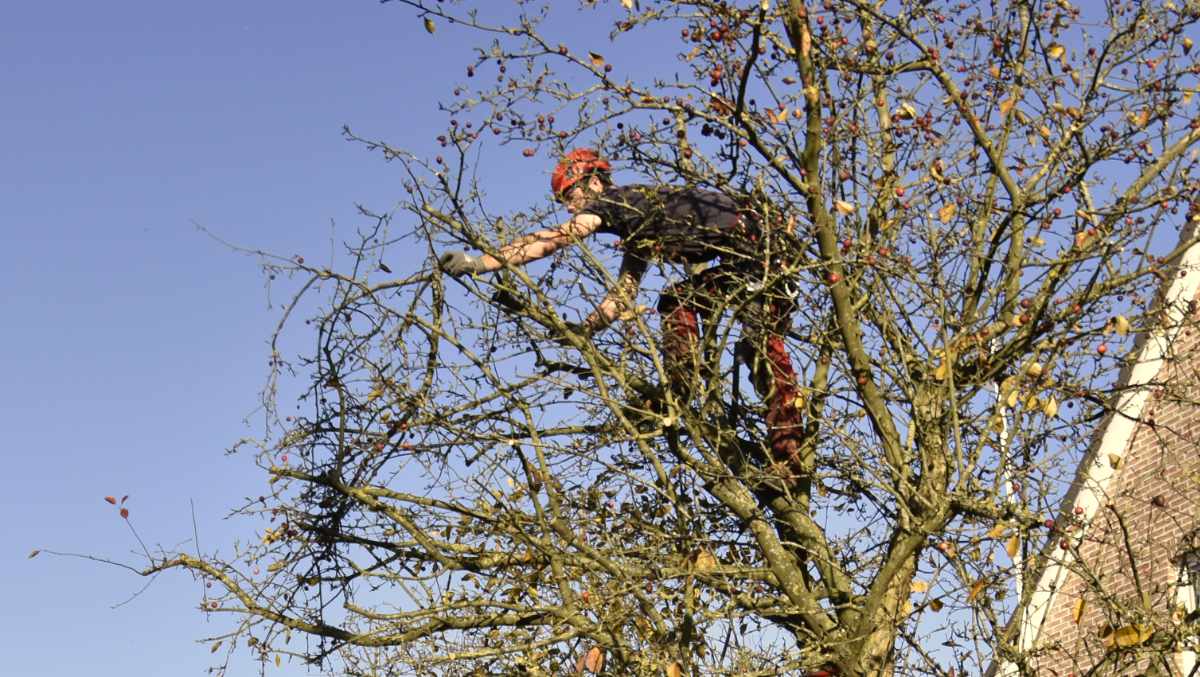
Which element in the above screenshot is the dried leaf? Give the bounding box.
[998,98,1015,116]
[1072,597,1086,624]
[1005,534,1021,559]
[104,496,117,505]
[275,654,282,668]
[1006,389,1020,408]
[911,579,929,593]
[621,0,634,8]
[1038,125,1052,140]
[894,101,917,120]
[666,661,684,677]
[1046,43,1065,60]
[695,549,718,573]
[934,359,949,381]
[588,52,606,69]
[929,598,944,612]
[834,199,855,215]
[1042,396,1059,419]
[27,549,40,559]
[211,640,222,653]
[938,203,957,224]
[985,524,1007,539]
[1113,315,1131,336]
[968,579,988,603]
[1102,624,1152,649]
[120,507,130,519]
[1025,362,1043,378]
[423,17,436,34]
[584,646,604,673]
[1108,453,1123,469]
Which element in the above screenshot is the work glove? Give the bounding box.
[439,250,489,277]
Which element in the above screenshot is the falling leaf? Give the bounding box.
[929,598,944,612]
[28,549,40,559]
[423,17,436,34]
[104,496,117,505]
[667,661,684,677]
[1005,534,1021,559]
[938,203,957,224]
[834,200,855,215]
[1108,453,1123,469]
[211,641,222,654]
[588,52,606,69]
[1046,43,1065,60]
[912,579,929,593]
[968,579,988,603]
[1043,396,1059,418]
[1113,315,1131,336]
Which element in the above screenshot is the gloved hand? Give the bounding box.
[439,250,489,277]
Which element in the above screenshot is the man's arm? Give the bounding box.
[473,214,601,272]
[583,254,646,332]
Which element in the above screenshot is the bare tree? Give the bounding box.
[115,1,1200,674]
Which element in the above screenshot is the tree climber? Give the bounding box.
[439,148,805,474]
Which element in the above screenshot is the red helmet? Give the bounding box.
[551,148,611,198]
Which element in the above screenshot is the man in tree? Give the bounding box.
[439,148,806,473]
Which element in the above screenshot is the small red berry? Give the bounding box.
[1097,344,1108,355]
[827,272,842,284]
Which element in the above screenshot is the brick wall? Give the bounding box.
[1029,298,1200,676]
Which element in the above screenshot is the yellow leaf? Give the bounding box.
[695,549,718,572]
[1102,624,1152,649]
[366,387,383,403]
[934,359,949,381]
[1108,453,1123,469]
[1046,43,1065,60]
[1073,597,1086,624]
[622,0,634,8]
[998,98,1015,116]
[275,654,282,668]
[1005,534,1020,559]
[1113,315,1131,336]
[667,662,683,677]
[989,64,1001,79]
[1038,125,1052,140]
[985,524,1007,539]
[588,52,606,68]
[834,199,855,215]
[1025,362,1043,378]
[423,17,436,34]
[930,159,945,182]
[211,641,222,654]
[929,598,944,612]
[912,579,929,593]
[896,102,917,120]
[938,203,957,223]
[1128,109,1150,128]
[1185,37,1194,54]
[1006,389,1020,408]
[1032,235,1046,247]
[968,579,988,603]
[1043,396,1059,418]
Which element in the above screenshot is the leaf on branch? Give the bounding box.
[998,98,1015,116]
[1102,624,1152,649]
[894,102,917,120]
[577,646,604,674]
[1005,534,1021,559]
[694,549,718,572]
[1112,315,1131,336]
[938,203,957,224]
[1042,396,1059,418]
[834,200,855,215]
[912,579,929,593]
[1046,43,1065,60]
[1108,453,1123,469]
[1072,597,1086,624]
[621,0,634,8]
[423,17,436,34]
[27,549,40,559]
[105,496,117,505]
[275,654,282,668]
[666,661,683,677]
[1127,109,1150,129]
[588,52,606,69]
[929,598,944,612]
[211,640,222,653]
[967,579,988,603]
[985,524,1007,540]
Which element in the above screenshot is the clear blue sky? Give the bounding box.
[0,2,608,674]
